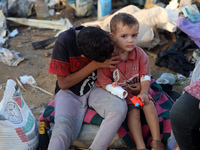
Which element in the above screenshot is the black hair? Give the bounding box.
[76,26,114,62]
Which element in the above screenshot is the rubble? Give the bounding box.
[0,0,200,149]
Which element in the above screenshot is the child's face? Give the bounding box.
[111,23,139,52]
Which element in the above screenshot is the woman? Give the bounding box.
[170,60,200,150]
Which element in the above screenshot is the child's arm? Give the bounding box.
[102,82,128,99]
[58,56,119,90]
[137,80,151,105]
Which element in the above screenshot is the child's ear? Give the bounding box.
[109,33,114,39]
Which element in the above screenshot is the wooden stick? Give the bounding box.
[34,34,53,37]
[45,42,55,49]
[15,77,26,91]
[27,83,54,97]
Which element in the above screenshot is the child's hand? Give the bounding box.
[137,93,149,105]
[123,83,141,95]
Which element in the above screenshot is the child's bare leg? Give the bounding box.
[128,108,146,149]
[143,101,161,141]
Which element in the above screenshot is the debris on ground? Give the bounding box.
[0,0,200,149]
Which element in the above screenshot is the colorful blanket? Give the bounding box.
[39,80,174,149]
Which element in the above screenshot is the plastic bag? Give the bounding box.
[0,79,39,150]
[156,73,176,85]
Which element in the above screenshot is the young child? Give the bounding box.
[96,13,164,150]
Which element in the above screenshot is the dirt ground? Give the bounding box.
[0,5,191,122]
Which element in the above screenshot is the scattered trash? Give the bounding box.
[43,51,52,57]
[0,47,25,66]
[7,0,36,17]
[179,0,192,8]
[32,37,57,49]
[0,83,6,90]
[6,17,73,37]
[35,0,50,20]
[67,0,93,17]
[156,73,176,85]
[0,0,8,17]
[19,75,54,96]
[19,75,37,85]
[1,1,199,149]
[15,77,26,91]
[28,84,54,97]
[181,4,200,23]
[0,10,9,45]
[165,0,179,11]
[176,73,187,79]
[9,28,19,37]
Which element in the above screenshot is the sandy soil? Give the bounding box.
[0,5,191,122]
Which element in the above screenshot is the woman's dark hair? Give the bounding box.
[77,26,114,62]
